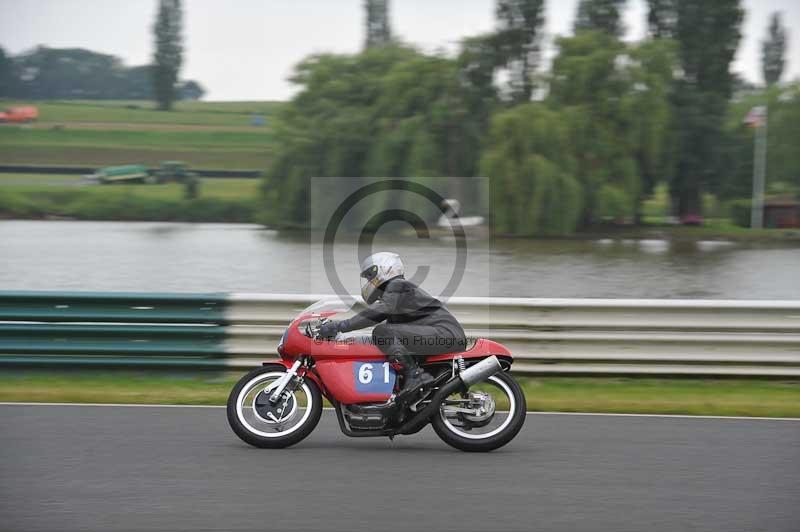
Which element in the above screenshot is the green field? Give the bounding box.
[0,174,261,222]
[0,145,273,168]
[0,127,272,150]
[0,100,275,220]
[0,99,281,168]
[1,371,798,418]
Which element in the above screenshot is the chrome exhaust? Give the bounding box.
[458,355,502,387]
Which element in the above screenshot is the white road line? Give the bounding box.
[1,402,799,421]
[525,411,800,422]
[0,402,225,409]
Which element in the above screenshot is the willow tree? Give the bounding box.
[543,31,675,225]
[481,104,582,235]
[549,32,637,224]
[263,45,486,229]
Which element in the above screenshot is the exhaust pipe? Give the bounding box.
[394,355,504,436]
[458,355,502,387]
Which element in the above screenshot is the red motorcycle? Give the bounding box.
[227,298,526,452]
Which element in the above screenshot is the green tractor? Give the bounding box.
[154,161,200,198]
[153,161,196,184]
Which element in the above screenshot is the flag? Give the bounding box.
[744,105,767,128]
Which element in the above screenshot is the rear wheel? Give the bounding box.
[431,370,526,452]
[227,364,322,449]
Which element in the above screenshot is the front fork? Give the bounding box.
[266,357,305,403]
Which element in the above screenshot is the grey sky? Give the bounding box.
[1,0,798,101]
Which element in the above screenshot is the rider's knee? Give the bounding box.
[372,323,391,343]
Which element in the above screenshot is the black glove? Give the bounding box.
[318,321,340,340]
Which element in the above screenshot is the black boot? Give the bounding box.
[390,347,434,402]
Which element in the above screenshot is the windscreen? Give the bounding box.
[300,296,359,316]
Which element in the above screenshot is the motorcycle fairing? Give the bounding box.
[270,306,513,405]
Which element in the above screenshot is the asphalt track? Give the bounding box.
[1,405,798,532]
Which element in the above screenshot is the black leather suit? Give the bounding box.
[338,277,467,358]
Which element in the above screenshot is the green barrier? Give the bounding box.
[0,291,231,367]
[0,356,230,368]
[0,291,227,323]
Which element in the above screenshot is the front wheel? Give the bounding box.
[227,364,322,448]
[431,370,526,452]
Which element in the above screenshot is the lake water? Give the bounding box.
[1,220,798,299]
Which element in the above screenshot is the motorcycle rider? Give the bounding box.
[319,252,467,401]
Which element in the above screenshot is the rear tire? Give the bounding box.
[227,364,322,449]
[431,370,526,452]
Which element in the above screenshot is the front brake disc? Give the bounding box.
[253,390,297,424]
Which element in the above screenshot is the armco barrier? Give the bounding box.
[1,291,800,376]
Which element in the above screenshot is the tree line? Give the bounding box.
[264,0,796,235]
[0,45,202,102]
[0,0,194,108]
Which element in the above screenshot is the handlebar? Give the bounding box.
[306,317,329,340]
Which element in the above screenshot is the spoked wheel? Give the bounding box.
[431,370,526,452]
[227,364,322,449]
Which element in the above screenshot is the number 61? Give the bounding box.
[358,362,390,384]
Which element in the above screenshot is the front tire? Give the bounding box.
[227,364,322,449]
[431,370,526,452]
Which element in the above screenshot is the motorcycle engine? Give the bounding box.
[342,404,389,430]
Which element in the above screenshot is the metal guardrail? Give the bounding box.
[2,291,800,376]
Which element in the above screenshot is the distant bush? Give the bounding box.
[63,192,178,221]
[727,199,751,227]
[177,197,257,223]
[596,185,633,221]
[766,181,798,198]
[0,187,258,223]
[702,194,722,218]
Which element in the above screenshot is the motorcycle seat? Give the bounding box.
[424,338,511,363]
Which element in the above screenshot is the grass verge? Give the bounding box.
[0,126,272,149]
[0,178,260,222]
[1,371,798,418]
[0,144,272,169]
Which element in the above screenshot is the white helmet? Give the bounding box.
[360,252,404,304]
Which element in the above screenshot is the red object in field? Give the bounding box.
[0,106,39,123]
[680,214,703,226]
